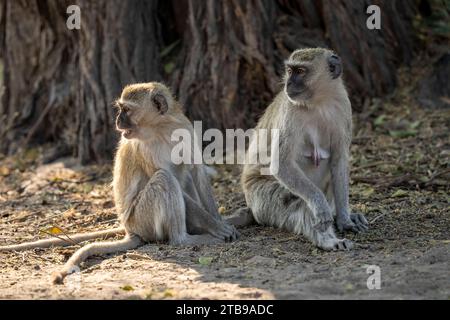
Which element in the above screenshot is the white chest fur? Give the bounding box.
[300,125,331,167]
[287,105,338,168]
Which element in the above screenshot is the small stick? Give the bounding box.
[370,211,389,224]
[39,229,78,247]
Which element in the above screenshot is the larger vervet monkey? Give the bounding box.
[0,82,238,283]
[231,48,368,250]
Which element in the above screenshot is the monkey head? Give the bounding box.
[115,82,178,140]
[284,48,342,105]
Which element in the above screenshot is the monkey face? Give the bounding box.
[115,91,170,140]
[284,48,343,104]
[115,102,138,139]
[284,62,313,101]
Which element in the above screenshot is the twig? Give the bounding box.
[2,211,43,224]
[380,173,416,188]
[39,229,78,246]
[52,224,78,246]
[351,176,381,184]
[352,135,373,144]
[423,168,450,186]
[352,170,448,189]
[351,161,390,173]
[47,176,97,185]
[370,211,389,224]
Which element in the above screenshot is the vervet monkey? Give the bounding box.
[231,48,368,250]
[0,82,238,283]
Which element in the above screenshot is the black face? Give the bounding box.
[285,64,310,99]
[115,102,135,138]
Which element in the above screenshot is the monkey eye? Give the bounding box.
[297,67,307,75]
[287,66,307,76]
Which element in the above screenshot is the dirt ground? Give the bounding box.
[0,69,449,299]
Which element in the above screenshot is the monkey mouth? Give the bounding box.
[287,90,303,98]
[123,130,133,138]
[286,88,312,102]
[119,128,134,139]
[286,85,305,97]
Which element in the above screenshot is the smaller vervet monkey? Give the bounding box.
[231,48,368,250]
[0,82,238,283]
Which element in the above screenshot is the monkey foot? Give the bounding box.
[210,222,240,242]
[337,213,369,233]
[350,213,369,232]
[319,238,354,251]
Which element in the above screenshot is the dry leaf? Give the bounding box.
[63,208,79,219]
[361,187,375,197]
[41,226,63,235]
[0,166,10,176]
[392,189,408,198]
[120,285,134,291]
[163,289,174,298]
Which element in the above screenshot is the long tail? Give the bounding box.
[52,234,143,284]
[0,227,125,251]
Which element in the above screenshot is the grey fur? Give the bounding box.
[52,83,238,283]
[1,83,238,285]
[232,48,368,250]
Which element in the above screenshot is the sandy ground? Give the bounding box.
[0,75,449,299]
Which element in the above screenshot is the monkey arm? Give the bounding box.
[271,142,333,231]
[330,149,351,220]
[274,159,329,212]
[331,145,369,233]
[273,141,329,210]
[191,165,220,219]
[113,152,147,224]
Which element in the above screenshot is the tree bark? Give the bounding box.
[0,0,421,162]
[0,0,163,163]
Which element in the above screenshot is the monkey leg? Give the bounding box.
[126,169,221,246]
[183,193,239,242]
[246,179,353,250]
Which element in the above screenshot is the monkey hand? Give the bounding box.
[337,213,369,233]
[312,201,334,232]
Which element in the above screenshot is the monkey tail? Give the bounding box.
[51,234,143,284]
[225,207,255,227]
[0,227,125,252]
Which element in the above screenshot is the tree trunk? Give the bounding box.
[0,0,163,163]
[0,0,422,162]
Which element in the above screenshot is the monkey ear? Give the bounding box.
[152,93,169,114]
[328,54,342,79]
